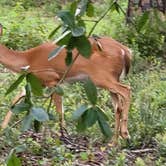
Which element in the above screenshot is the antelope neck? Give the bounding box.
[0,45,29,72]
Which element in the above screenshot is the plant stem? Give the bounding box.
[88,4,113,37]
[57,52,80,85]
[55,1,117,86]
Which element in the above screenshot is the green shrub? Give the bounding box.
[115,10,166,58]
[126,69,166,148]
[0,3,56,50]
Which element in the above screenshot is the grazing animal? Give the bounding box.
[0,24,131,145]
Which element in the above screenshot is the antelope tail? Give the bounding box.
[124,49,132,76]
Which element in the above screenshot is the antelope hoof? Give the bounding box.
[120,130,130,139]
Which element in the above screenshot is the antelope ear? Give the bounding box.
[0,24,3,36]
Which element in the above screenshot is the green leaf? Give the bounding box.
[57,10,75,28]
[21,114,33,131]
[76,117,87,131]
[26,73,43,96]
[98,118,112,138]
[97,108,112,138]
[84,107,97,127]
[48,45,66,61]
[71,26,85,37]
[96,107,109,121]
[54,86,64,96]
[74,35,92,58]
[137,11,150,32]
[84,78,97,105]
[80,152,89,160]
[48,25,61,39]
[6,152,21,166]
[11,101,30,114]
[14,144,27,153]
[77,18,86,27]
[5,74,25,95]
[56,30,71,46]
[31,107,49,122]
[65,51,73,66]
[72,105,88,120]
[24,83,32,106]
[86,3,94,17]
[70,1,78,15]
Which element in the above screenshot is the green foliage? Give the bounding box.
[0,2,54,50]
[31,107,49,122]
[135,157,146,166]
[21,114,33,131]
[26,74,43,96]
[5,75,25,95]
[83,78,97,105]
[6,153,21,166]
[115,10,166,58]
[11,101,31,114]
[0,1,166,165]
[126,70,166,147]
[48,45,66,60]
[6,145,26,166]
[73,105,112,138]
[156,133,166,158]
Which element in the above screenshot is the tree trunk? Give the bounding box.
[127,0,166,19]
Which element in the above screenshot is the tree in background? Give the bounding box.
[127,0,165,22]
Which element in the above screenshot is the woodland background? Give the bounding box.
[0,0,166,165]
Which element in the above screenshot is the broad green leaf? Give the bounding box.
[57,10,75,28]
[96,107,112,137]
[21,114,33,131]
[98,118,112,138]
[48,45,66,61]
[70,1,78,15]
[31,107,49,122]
[5,74,25,95]
[86,3,94,17]
[26,73,43,96]
[54,86,64,96]
[6,153,21,166]
[65,51,73,66]
[67,37,75,50]
[56,30,71,45]
[48,25,61,39]
[71,26,85,37]
[74,35,92,58]
[96,107,109,121]
[25,83,32,106]
[14,144,27,153]
[77,18,86,27]
[76,116,87,131]
[84,107,97,127]
[84,78,97,105]
[137,11,150,32]
[11,101,30,114]
[72,105,88,120]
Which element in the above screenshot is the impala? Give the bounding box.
[0,24,131,145]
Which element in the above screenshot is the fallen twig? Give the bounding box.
[124,148,157,154]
